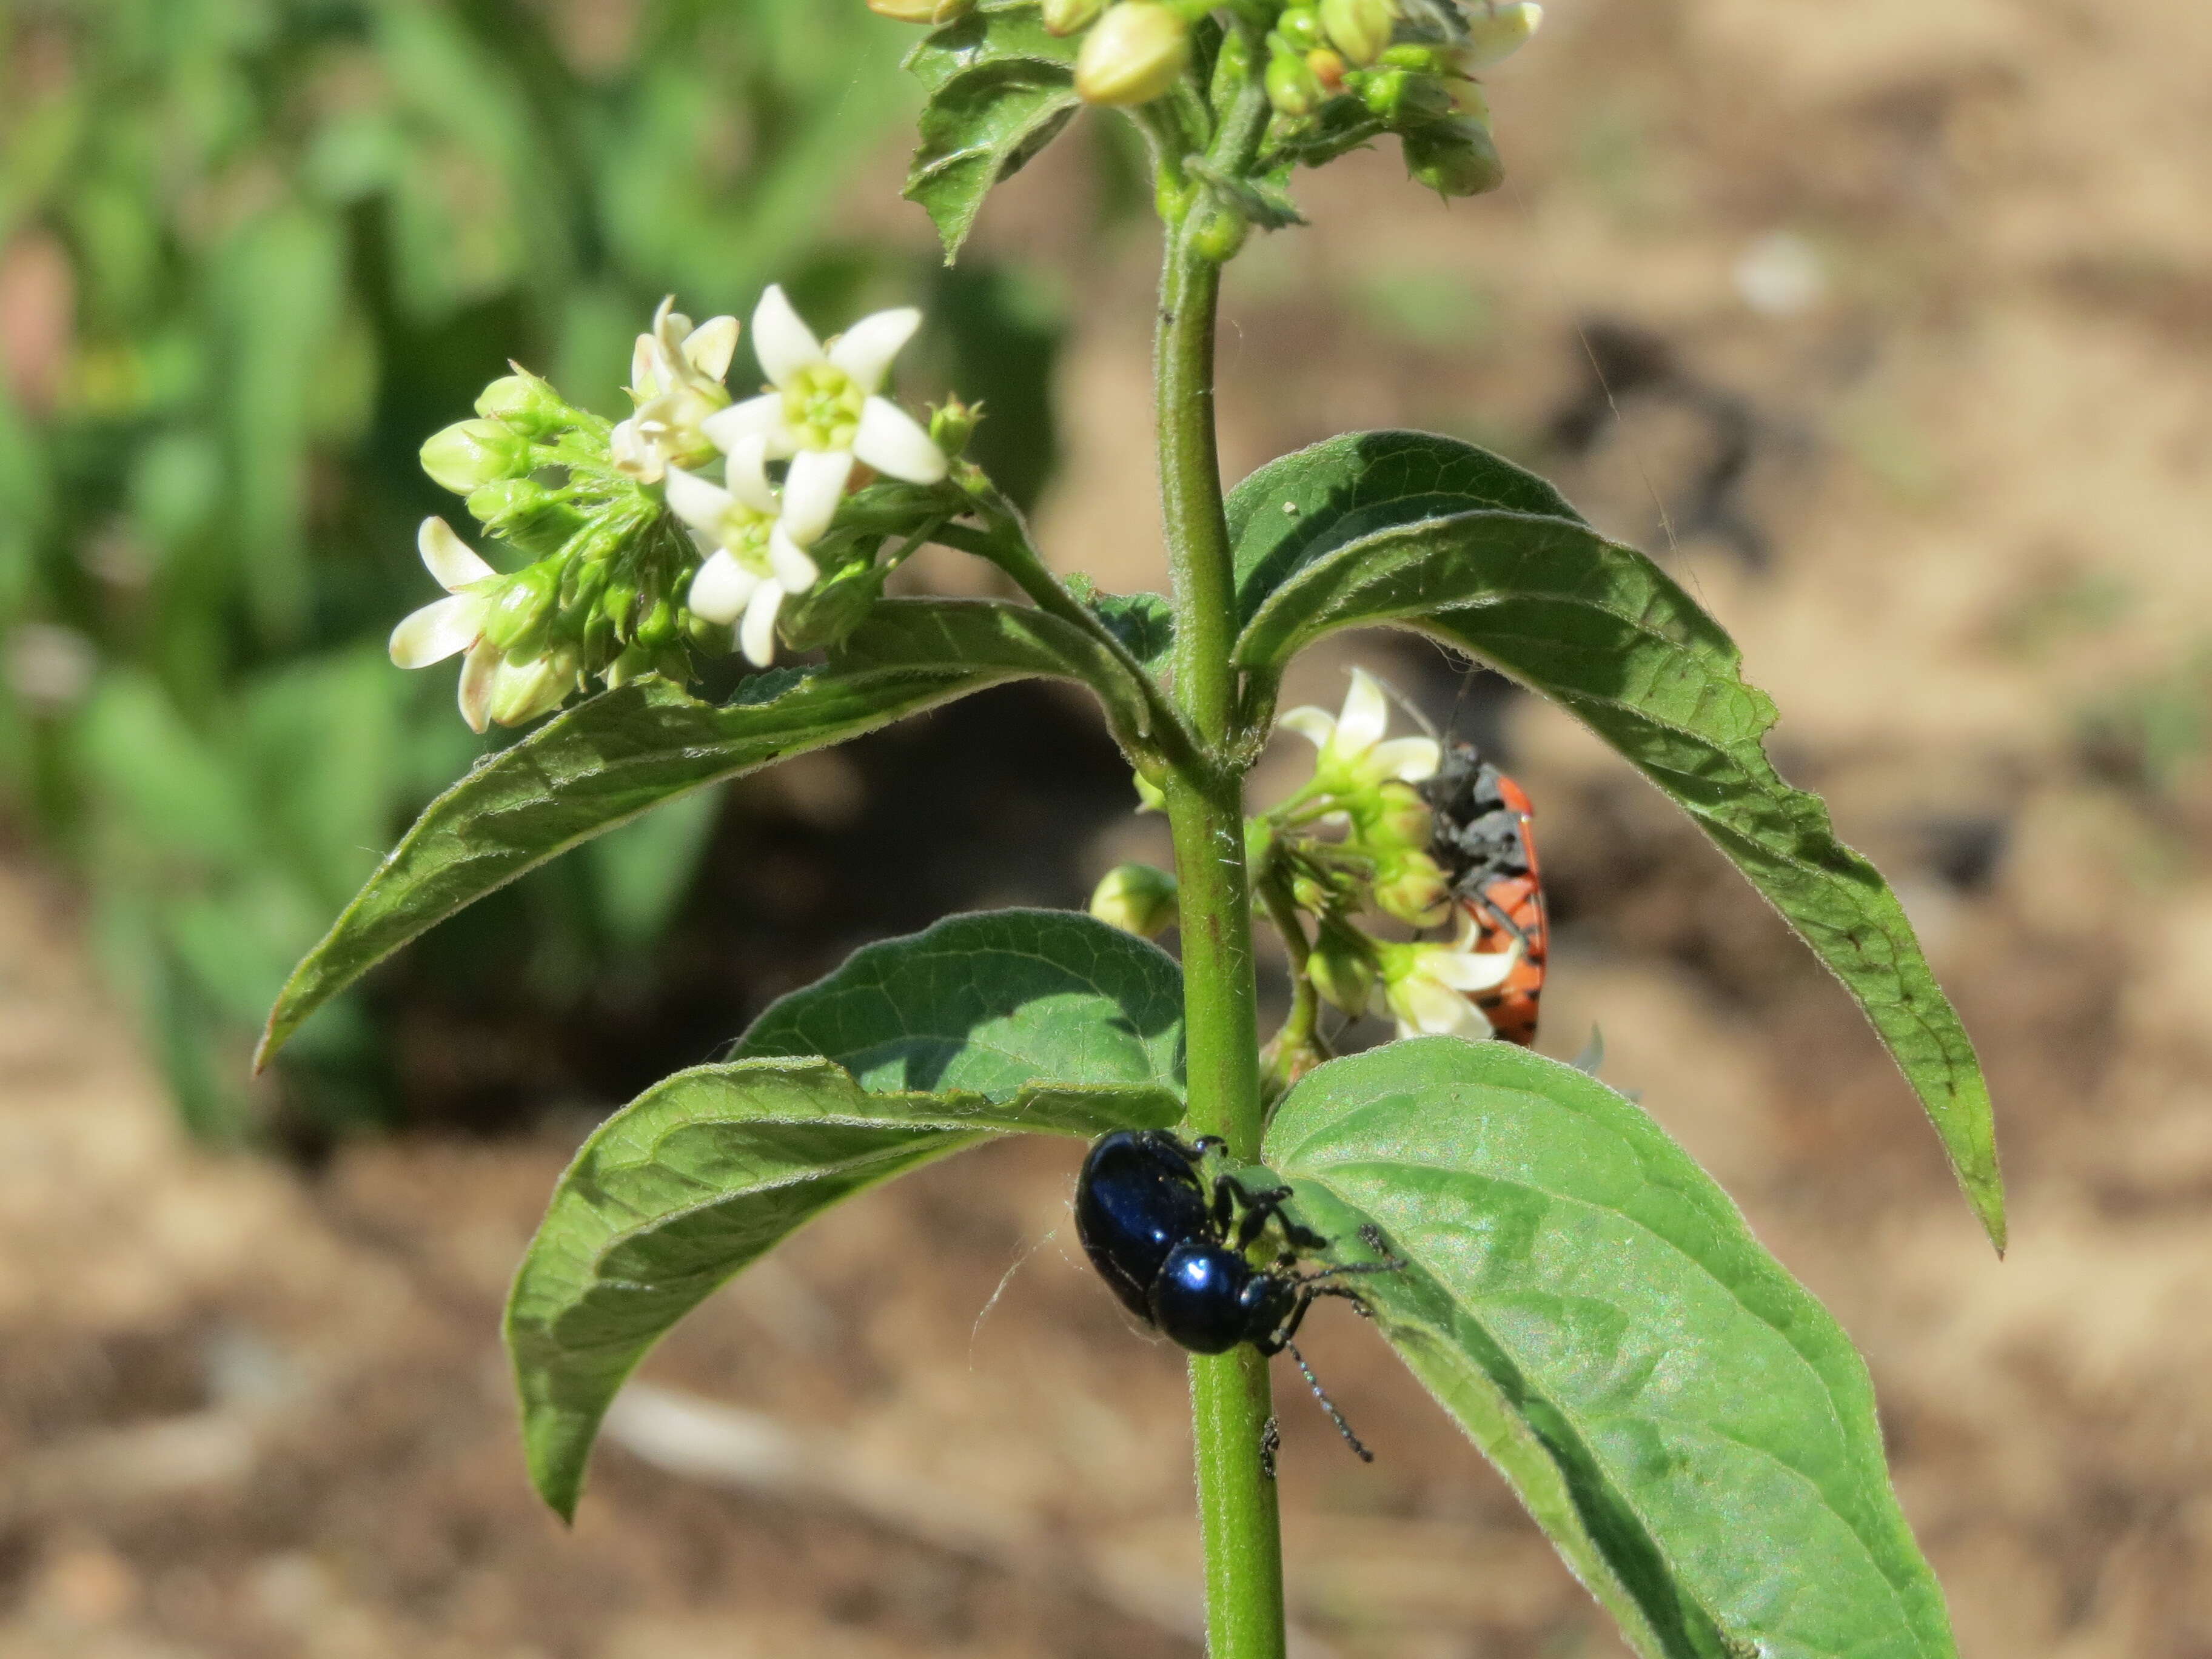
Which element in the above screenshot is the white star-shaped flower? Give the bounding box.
[1374,914,1520,1039]
[702,285,947,552]
[1278,667,1442,787]
[665,436,820,667]
[609,297,740,484]
[388,517,503,733]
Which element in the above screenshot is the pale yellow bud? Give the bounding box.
[866,0,974,21]
[1320,0,1395,67]
[1075,3,1191,106]
[1090,863,1181,937]
[1043,0,1107,33]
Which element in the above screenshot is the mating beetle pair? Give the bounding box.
[1074,1128,1403,1461]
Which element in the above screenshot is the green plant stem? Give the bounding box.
[1156,220,1287,1659]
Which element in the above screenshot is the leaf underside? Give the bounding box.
[1269,1037,1957,1659]
[1230,432,2003,1250]
[903,3,1081,262]
[256,598,1109,1067]
[508,908,1186,1520]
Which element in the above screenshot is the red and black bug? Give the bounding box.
[1418,741,1549,1046]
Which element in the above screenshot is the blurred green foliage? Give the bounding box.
[0,0,1066,1141]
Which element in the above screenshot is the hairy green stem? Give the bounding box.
[1156,218,1285,1659]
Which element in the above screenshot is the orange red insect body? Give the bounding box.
[1419,742,1549,1046]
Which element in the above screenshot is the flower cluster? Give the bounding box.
[391,288,951,730]
[1269,669,1518,1039]
[865,0,1539,203]
[1262,0,1541,196]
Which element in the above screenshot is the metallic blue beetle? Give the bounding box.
[1073,1129,1403,1460]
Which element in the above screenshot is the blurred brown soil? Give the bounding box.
[5,0,2212,1653]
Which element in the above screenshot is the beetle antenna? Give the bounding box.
[1285,1341,1373,1463]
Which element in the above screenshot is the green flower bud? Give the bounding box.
[466,478,548,526]
[474,371,569,437]
[1265,45,1325,116]
[481,563,561,659]
[488,649,577,728]
[1356,66,1408,119]
[1379,42,1441,70]
[683,609,728,652]
[1042,0,1105,33]
[1191,203,1249,264]
[602,581,640,643]
[1307,925,1378,1016]
[1372,849,1452,927]
[866,0,974,21]
[928,396,983,459]
[1275,5,1324,52]
[1403,118,1504,197]
[1320,0,1393,66]
[1074,3,1191,107]
[420,418,532,494]
[1090,863,1179,938]
[636,597,678,651]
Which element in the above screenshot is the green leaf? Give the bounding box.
[509,908,1187,1520]
[258,600,1114,1067]
[1268,1037,1957,1659]
[736,908,1187,1097]
[1231,434,2004,1250]
[1225,429,1581,627]
[903,2,1081,262]
[1089,590,1174,679]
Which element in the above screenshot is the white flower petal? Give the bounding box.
[853,397,948,484]
[1277,706,1336,748]
[663,465,734,535]
[767,523,819,594]
[683,315,740,383]
[828,307,922,394]
[628,333,657,395]
[782,447,854,546]
[1372,736,1443,783]
[739,578,786,666]
[688,549,761,625]
[722,434,779,516]
[1421,942,1521,993]
[418,517,493,591]
[389,593,485,668]
[1336,667,1390,754]
[1392,977,1492,1039]
[457,637,500,734]
[703,393,796,458]
[609,417,665,482]
[751,284,823,386]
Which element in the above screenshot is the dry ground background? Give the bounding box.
[5,0,2211,1653]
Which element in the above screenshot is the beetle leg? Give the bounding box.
[1258,1285,1317,1355]
[1210,1174,1239,1235]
